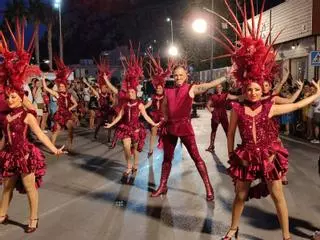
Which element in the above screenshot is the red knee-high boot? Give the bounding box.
[196,162,214,201]
[151,162,172,197]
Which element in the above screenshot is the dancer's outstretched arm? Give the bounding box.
[25,113,66,155]
[271,81,320,117]
[105,108,124,128]
[103,74,118,95]
[83,79,99,98]
[41,77,59,98]
[273,80,303,104]
[190,76,226,97]
[139,103,159,127]
[144,100,152,109]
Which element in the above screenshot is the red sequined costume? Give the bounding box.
[209,92,229,148]
[0,107,46,193]
[153,83,214,200]
[53,92,73,131]
[111,44,145,150]
[94,93,115,139]
[112,99,146,152]
[149,94,164,124]
[209,0,288,199]
[0,19,45,192]
[262,94,281,141]
[228,101,288,199]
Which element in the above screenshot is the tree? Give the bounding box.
[28,0,46,65]
[2,0,28,32]
[42,4,57,70]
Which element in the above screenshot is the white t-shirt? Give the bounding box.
[23,84,33,103]
[83,87,90,102]
[313,97,320,114]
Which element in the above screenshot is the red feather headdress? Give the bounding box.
[147,52,172,89]
[96,57,112,88]
[54,56,72,86]
[205,0,279,88]
[120,43,144,92]
[0,18,41,97]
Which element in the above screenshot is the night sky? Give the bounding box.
[0,0,285,64]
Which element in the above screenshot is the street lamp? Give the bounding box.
[166,17,174,44]
[53,0,63,60]
[168,45,178,57]
[192,18,208,34]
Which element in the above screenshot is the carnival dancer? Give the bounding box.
[206,83,229,153]
[261,67,304,185]
[0,19,65,233]
[83,59,115,141]
[204,1,320,239]
[0,44,36,136]
[105,48,159,177]
[42,57,78,149]
[144,54,172,158]
[150,64,226,201]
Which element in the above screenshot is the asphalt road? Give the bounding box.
[0,110,319,240]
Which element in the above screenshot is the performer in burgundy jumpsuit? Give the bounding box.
[206,84,229,152]
[151,66,226,201]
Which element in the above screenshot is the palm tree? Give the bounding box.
[3,0,28,31]
[28,0,45,65]
[43,4,57,71]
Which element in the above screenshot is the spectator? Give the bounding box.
[32,79,45,127]
[280,83,297,135]
[311,96,320,143]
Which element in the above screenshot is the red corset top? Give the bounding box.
[231,102,273,148]
[4,107,29,147]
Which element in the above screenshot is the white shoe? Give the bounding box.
[311,139,320,144]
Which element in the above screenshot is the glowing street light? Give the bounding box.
[168,45,178,57]
[53,0,63,59]
[166,17,174,44]
[192,18,208,34]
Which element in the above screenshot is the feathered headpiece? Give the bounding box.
[0,18,41,97]
[205,0,279,88]
[0,48,8,83]
[147,52,172,89]
[120,43,143,92]
[96,57,112,88]
[54,56,72,86]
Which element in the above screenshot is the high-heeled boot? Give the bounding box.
[196,162,214,201]
[151,162,172,197]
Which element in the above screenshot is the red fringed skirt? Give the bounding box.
[0,143,46,194]
[53,109,73,131]
[111,122,146,152]
[228,141,288,200]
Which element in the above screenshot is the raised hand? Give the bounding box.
[103,73,109,81]
[153,122,160,127]
[312,80,320,95]
[55,145,68,155]
[296,80,304,89]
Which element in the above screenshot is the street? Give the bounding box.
[0,110,319,240]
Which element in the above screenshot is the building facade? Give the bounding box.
[198,0,320,82]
